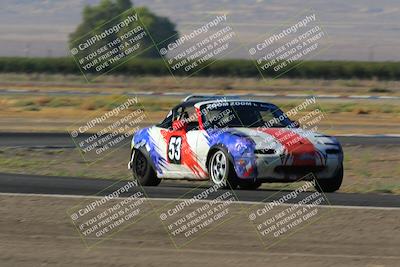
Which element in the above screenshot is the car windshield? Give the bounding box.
[201,101,292,128]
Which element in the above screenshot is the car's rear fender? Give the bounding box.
[128,146,157,173]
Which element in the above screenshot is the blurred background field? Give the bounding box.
[0,73,399,135]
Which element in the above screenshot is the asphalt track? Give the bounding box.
[0,132,399,148]
[0,172,398,208]
[1,133,399,209]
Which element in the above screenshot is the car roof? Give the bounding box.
[194,99,274,108]
[179,95,276,109]
[180,95,238,107]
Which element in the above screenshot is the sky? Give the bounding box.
[0,0,399,61]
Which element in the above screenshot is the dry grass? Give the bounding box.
[0,75,399,134]
[0,94,399,134]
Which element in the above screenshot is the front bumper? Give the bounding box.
[127,149,135,170]
[234,153,342,181]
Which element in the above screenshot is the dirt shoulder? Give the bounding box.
[0,194,399,267]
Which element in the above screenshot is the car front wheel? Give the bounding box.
[314,164,343,193]
[208,148,238,189]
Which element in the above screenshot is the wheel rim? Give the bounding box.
[134,152,147,177]
[210,151,227,185]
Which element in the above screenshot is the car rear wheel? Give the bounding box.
[208,149,238,189]
[314,164,343,193]
[131,149,161,186]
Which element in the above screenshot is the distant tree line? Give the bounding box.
[0,57,400,80]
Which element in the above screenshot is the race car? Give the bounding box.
[128,95,343,192]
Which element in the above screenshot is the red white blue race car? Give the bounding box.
[128,95,343,192]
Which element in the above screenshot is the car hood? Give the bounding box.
[226,127,339,151]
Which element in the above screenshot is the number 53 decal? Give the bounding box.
[168,136,182,164]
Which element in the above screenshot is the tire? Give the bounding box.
[208,148,238,189]
[239,180,262,190]
[314,164,343,193]
[131,149,161,186]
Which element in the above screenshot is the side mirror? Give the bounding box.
[172,120,187,131]
[292,120,301,128]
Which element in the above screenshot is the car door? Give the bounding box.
[161,105,207,179]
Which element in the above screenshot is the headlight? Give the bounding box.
[317,140,338,145]
[235,142,254,155]
[254,149,276,154]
